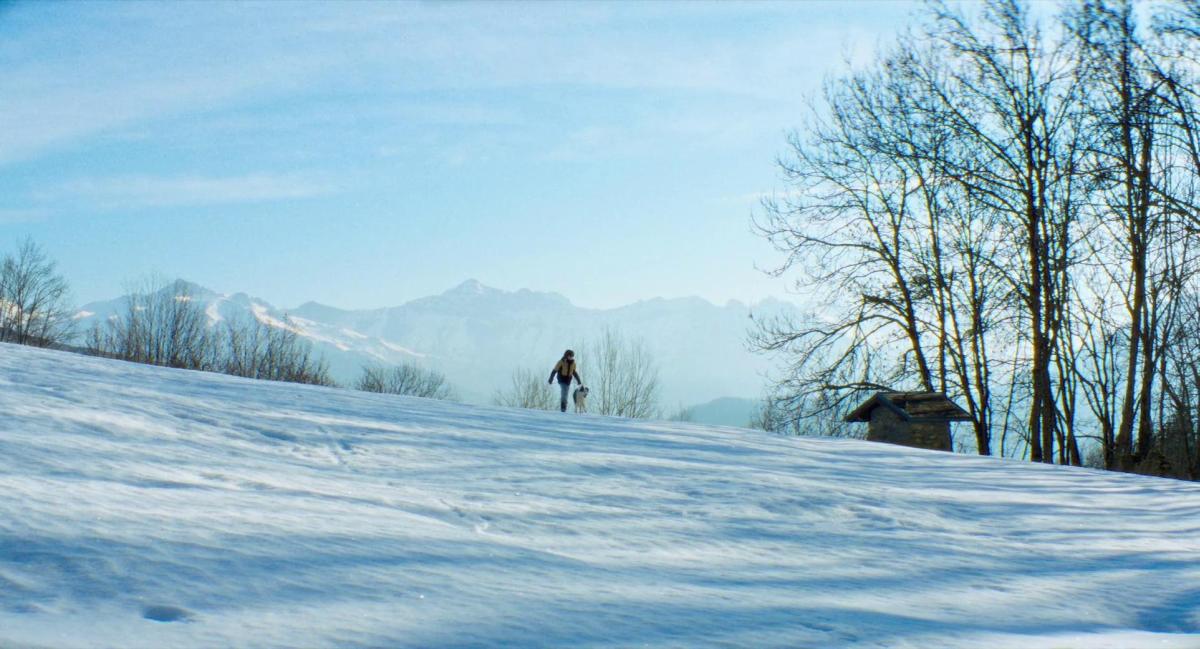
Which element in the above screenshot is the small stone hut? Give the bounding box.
[844,392,970,451]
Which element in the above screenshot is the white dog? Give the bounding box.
[572,386,590,413]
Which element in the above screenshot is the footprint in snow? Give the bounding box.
[142,605,193,623]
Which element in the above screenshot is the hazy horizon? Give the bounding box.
[76,275,803,314]
[70,273,794,406]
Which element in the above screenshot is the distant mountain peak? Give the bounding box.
[416,279,572,311]
[443,279,494,296]
[165,278,218,298]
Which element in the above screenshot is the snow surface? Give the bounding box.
[1,343,1199,649]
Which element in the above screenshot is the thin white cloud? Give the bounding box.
[0,208,49,224]
[53,173,337,210]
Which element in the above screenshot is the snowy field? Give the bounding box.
[1,343,1199,649]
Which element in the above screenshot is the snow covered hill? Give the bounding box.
[2,343,1199,649]
[73,279,796,405]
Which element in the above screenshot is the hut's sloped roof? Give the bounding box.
[844,392,971,423]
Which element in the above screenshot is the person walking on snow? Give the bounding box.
[549,349,583,413]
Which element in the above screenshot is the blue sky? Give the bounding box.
[0,0,918,310]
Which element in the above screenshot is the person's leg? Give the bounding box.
[559,382,569,412]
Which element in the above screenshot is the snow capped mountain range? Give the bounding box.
[73,280,797,405]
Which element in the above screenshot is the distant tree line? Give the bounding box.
[0,239,665,414]
[0,241,464,400]
[85,278,336,386]
[754,0,1200,479]
[83,279,468,397]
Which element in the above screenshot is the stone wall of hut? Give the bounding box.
[866,408,951,451]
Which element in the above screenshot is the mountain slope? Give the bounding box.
[683,396,762,427]
[2,343,1198,648]
[74,279,795,405]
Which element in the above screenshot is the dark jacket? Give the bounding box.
[550,359,582,385]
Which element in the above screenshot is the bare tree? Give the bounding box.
[1066,0,1200,471]
[0,238,74,347]
[356,363,455,400]
[1157,291,1200,478]
[916,0,1086,463]
[748,389,869,437]
[88,278,216,370]
[492,367,557,410]
[222,314,335,386]
[749,395,786,434]
[752,33,1017,455]
[667,404,695,423]
[584,328,661,419]
[752,56,938,414]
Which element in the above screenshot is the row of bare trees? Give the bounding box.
[82,279,470,396]
[0,242,538,409]
[1,240,471,401]
[86,279,335,386]
[754,0,1200,479]
[493,328,662,418]
[0,240,360,391]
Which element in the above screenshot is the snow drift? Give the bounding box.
[1,343,1198,648]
